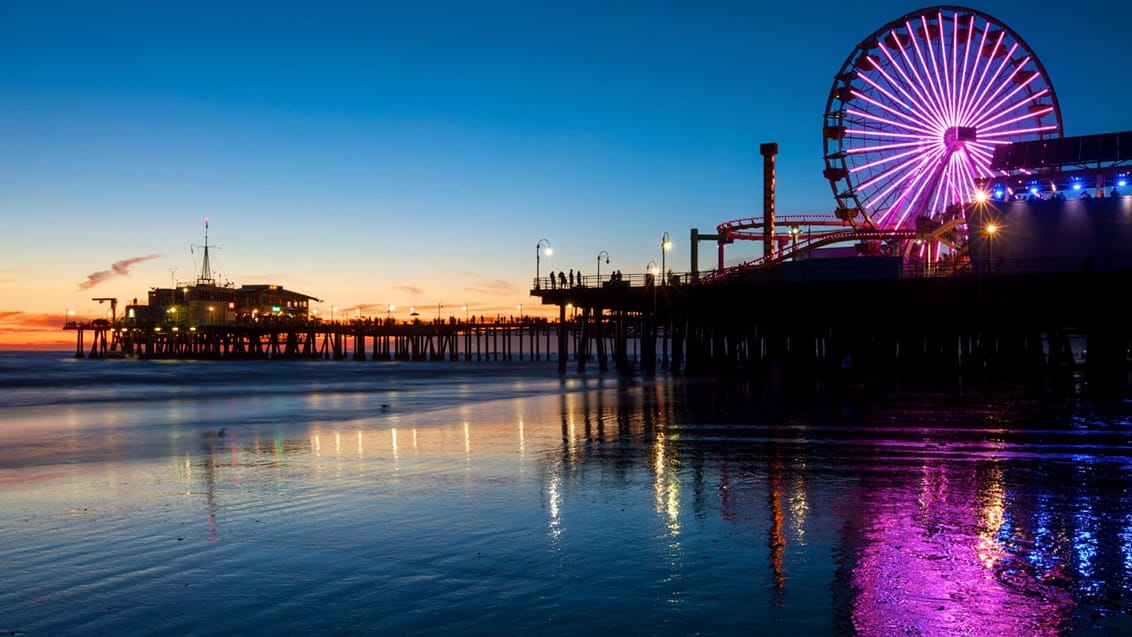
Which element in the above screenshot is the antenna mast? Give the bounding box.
[196,217,215,286]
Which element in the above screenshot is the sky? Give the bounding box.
[2,0,1130,348]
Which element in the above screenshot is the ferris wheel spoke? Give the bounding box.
[957,149,989,188]
[879,153,944,228]
[955,14,981,119]
[965,144,995,170]
[957,18,995,123]
[923,14,954,125]
[963,56,1034,126]
[845,139,933,155]
[845,108,937,137]
[884,33,949,129]
[907,18,951,127]
[849,144,936,176]
[853,73,937,130]
[975,102,1049,138]
[876,34,949,129]
[864,52,945,133]
[971,85,1046,132]
[859,143,946,199]
[959,29,1008,126]
[958,42,1020,125]
[847,90,938,135]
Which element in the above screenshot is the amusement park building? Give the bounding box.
[126,282,321,327]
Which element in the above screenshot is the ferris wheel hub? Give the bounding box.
[944,126,978,148]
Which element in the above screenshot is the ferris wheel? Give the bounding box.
[822,6,1062,250]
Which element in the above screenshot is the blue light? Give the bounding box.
[1120,180,1128,187]
[994,189,1004,199]
[1072,183,1082,190]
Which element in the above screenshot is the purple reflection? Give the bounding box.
[848,463,1074,635]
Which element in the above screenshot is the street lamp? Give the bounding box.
[985,223,997,274]
[661,232,672,285]
[462,304,469,322]
[517,304,523,323]
[596,250,610,281]
[647,260,659,285]
[536,238,552,289]
[332,305,337,323]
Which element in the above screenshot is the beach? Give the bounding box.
[2,352,1131,635]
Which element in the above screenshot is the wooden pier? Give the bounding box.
[67,257,1132,394]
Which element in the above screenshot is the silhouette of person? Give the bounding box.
[1081,191,1091,199]
[568,269,574,286]
[1111,188,1120,198]
[558,271,566,287]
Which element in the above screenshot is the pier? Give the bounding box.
[63,129,1132,392]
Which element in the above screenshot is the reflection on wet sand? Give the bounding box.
[45,370,1132,635]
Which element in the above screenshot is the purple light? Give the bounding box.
[829,8,1060,234]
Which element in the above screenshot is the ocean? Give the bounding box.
[1,351,1131,636]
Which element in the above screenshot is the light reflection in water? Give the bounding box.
[849,460,1075,636]
[652,431,681,538]
[391,427,399,467]
[47,368,1132,634]
[547,462,563,544]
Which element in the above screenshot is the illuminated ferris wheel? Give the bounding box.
[822,6,1062,249]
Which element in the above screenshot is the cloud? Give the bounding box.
[464,279,518,297]
[350,303,392,313]
[0,310,71,332]
[394,285,424,296]
[77,254,163,291]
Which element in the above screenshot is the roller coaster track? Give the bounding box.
[715,215,854,242]
[702,214,971,283]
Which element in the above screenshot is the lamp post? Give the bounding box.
[596,250,610,282]
[387,304,394,321]
[985,223,997,275]
[437,303,443,322]
[517,304,523,323]
[647,260,659,285]
[462,304,469,323]
[536,239,552,289]
[331,305,337,323]
[661,232,671,284]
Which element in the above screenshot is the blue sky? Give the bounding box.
[2,1,1130,341]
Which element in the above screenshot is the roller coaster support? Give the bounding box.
[690,228,732,282]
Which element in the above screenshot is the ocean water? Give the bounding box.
[1,352,1131,636]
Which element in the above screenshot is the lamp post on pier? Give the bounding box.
[596,250,610,282]
[661,232,672,285]
[536,239,552,289]
[985,223,997,274]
